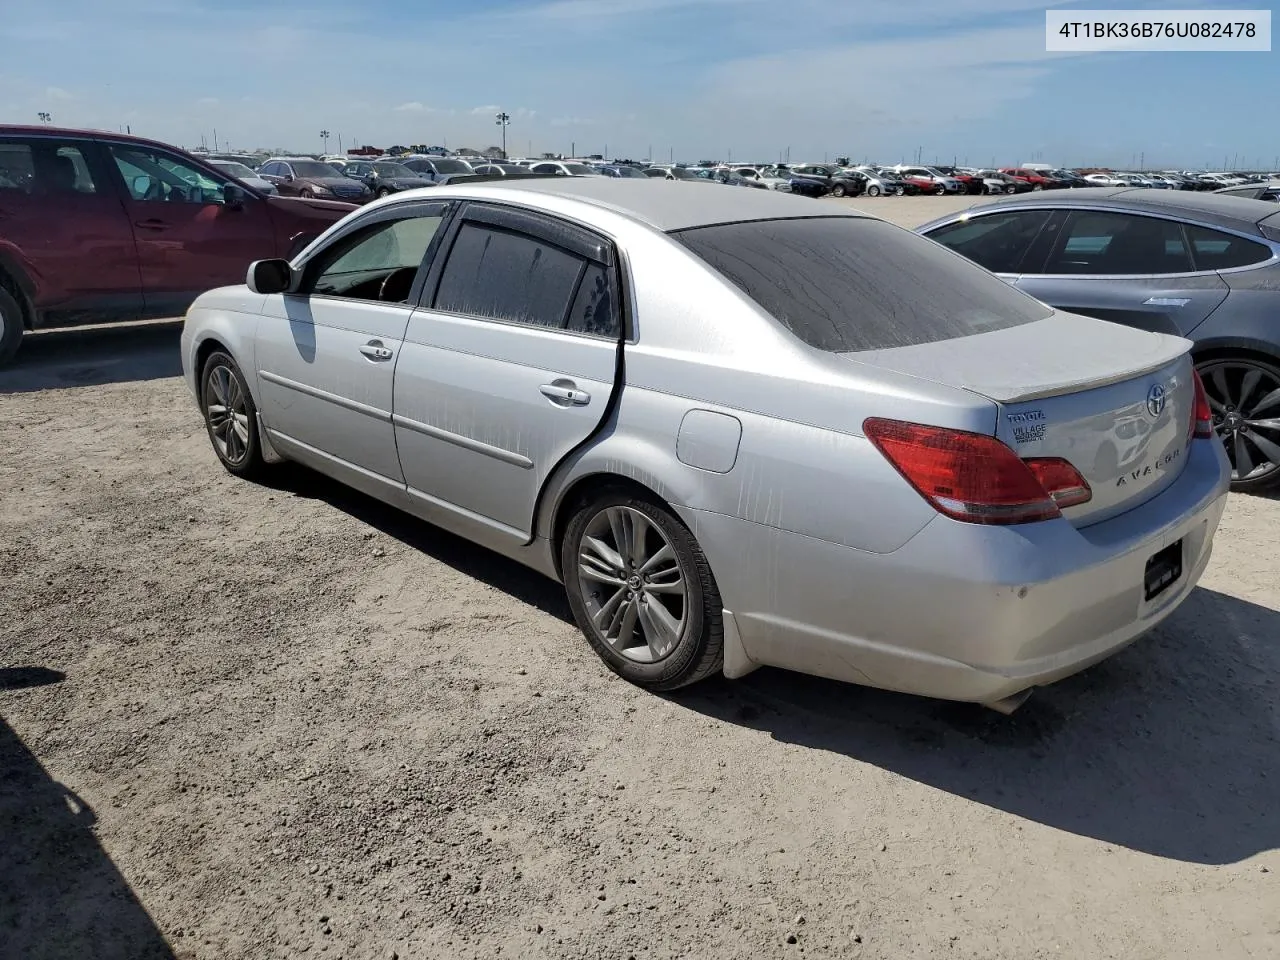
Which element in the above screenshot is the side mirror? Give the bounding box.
[132,174,155,197]
[224,183,246,210]
[246,258,293,295]
[284,173,296,182]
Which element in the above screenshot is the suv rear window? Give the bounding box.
[672,216,1053,352]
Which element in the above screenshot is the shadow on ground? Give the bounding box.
[0,669,176,959]
[0,321,182,394]
[269,464,1279,866]
[677,587,1280,865]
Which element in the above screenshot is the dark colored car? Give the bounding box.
[258,158,373,203]
[597,164,650,178]
[785,163,865,198]
[917,188,1280,490]
[399,157,477,182]
[0,126,357,365]
[767,167,829,197]
[471,163,532,176]
[342,160,434,197]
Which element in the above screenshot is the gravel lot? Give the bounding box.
[2,195,1278,960]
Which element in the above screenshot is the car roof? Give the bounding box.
[959,187,1280,234]
[396,178,869,232]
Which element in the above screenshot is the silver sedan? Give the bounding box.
[180,179,1230,713]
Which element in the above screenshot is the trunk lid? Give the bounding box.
[845,311,1196,526]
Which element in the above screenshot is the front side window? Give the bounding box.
[673,215,1052,353]
[111,146,226,203]
[306,213,445,301]
[924,210,1052,274]
[1042,212,1192,275]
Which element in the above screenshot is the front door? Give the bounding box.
[104,142,277,315]
[1014,210,1231,336]
[254,201,450,500]
[393,203,623,547]
[0,136,141,322]
[921,208,1054,281]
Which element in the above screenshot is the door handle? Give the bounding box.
[1143,297,1191,307]
[359,340,394,361]
[540,383,591,406]
[134,218,169,231]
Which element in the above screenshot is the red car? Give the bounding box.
[998,167,1063,190]
[0,126,357,364]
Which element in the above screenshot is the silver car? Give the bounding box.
[179,180,1230,712]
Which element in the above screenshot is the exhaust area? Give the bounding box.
[983,688,1034,715]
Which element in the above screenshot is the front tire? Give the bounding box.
[0,286,24,367]
[1197,355,1280,493]
[1032,184,1044,191]
[934,185,947,196]
[201,351,268,480]
[1005,185,1017,195]
[377,187,392,198]
[831,182,847,198]
[866,184,881,197]
[300,189,315,199]
[561,491,724,691]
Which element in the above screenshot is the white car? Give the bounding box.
[1084,173,1132,186]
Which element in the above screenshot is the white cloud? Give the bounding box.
[551,116,595,127]
[469,104,502,115]
[393,101,431,112]
[196,96,219,106]
[45,86,74,100]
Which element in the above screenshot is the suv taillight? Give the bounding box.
[1190,370,1214,440]
[863,419,1091,525]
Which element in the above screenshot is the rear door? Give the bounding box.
[254,199,451,500]
[393,202,623,546]
[1014,210,1230,336]
[102,141,277,315]
[0,135,141,322]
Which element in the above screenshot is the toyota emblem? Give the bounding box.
[1146,383,1167,418]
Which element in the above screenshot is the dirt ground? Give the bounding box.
[2,195,1278,960]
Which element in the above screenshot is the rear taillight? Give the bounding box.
[863,418,1091,525]
[1190,370,1214,440]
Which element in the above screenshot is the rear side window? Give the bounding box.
[672,216,1052,353]
[1183,223,1272,270]
[0,140,99,195]
[434,223,585,328]
[1042,211,1192,275]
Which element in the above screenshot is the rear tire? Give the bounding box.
[200,351,268,481]
[934,185,947,196]
[1196,354,1280,493]
[0,286,23,367]
[866,184,881,197]
[831,183,847,198]
[1005,185,1017,195]
[561,490,724,691]
[1032,184,1044,191]
[377,187,392,198]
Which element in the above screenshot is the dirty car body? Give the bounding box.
[179,179,1230,710]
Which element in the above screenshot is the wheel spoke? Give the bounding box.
[231,413,250,444]
[592,585,629,635]
[209,369,228,406]
[625,511,650,569]
[1248,417,1280,433]
[1247,386,1280,418]
[1235,433,1256,478]
[1206,394,1227,416]
[637,599,681,659]
[638,544,674,576]
[1246,430,1280,470]
[1238,368,1262,411]
[581,536,625,581]
[1210,367,1234,409]
[607,510,631,570]
[613,598,640,650]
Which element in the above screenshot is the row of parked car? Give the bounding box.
[201,150,1280,205]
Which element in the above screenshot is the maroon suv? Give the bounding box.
[0,126,357,364]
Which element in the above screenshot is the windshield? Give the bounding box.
[669,168,702,179]
[562,163,598,175]
[432,159,473,174]
[372,162,412,176]
[213,162,255,178]
[673,216,1052,353]
[612,165,647,177]
[291,161,340,178]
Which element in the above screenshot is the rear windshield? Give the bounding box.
[672,216,1053,352]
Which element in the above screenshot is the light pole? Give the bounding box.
[320,130,330,154]
[495,112,510,159]
[37,112,52,125]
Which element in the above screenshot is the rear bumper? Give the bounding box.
[687,437,1231,704]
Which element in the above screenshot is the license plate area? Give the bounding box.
[1144,539,1183,602]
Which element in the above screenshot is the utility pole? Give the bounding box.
[494,111,510,159]
[37,111,52,124]
[669,146,673,163]
[213,128,219,151]
[320,129,330,153]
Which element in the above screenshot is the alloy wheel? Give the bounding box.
[1198,358,1280,484]
[576,506,689,663]
[204,363,252,466]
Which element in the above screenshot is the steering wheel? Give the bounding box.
[378,266,419,303]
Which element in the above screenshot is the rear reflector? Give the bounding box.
[863,418,1088,525]
[1191,369,1213,440]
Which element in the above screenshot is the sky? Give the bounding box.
[0,0,1275,168]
